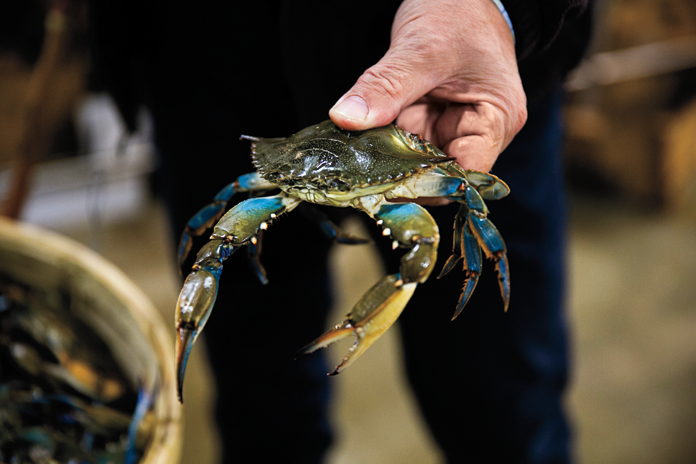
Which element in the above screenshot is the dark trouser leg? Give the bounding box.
[374,90,571,464]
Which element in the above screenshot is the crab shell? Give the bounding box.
[248,120,455,204]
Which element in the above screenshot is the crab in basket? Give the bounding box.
[174,120,510,402]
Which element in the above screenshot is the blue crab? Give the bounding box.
[174,120,510,402]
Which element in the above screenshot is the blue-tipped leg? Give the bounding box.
[246,232,269,285]
[177,172,273,273]
[495,253,511,312]
[298,203,371,244]
[467,211,509,311]
[438,207,466,279]
[441,194,508,318]
[177,202,228,272]
[451,221,483,320]
[468,213,507,257]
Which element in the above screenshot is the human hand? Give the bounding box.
[329,0,527,174]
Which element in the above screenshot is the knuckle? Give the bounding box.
[357,65,408,102]
[515,104,528,133]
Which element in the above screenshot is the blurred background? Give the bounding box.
[1,0,695,462]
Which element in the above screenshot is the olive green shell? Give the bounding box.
[249,120,451,192]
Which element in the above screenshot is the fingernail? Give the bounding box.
[331,95,368,121]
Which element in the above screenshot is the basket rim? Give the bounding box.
[0,216,182,464]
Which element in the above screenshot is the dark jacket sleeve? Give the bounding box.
[501,0,590,60]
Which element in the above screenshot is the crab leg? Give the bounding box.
[297,202,438,375]
[437,180,510,315]
[463,169,510,200]
[438,164,510,201]
[438,206,466,278]
[297,203,371,244]
[177,172,275,272]
[461,183,510,312]
[467,213,510,311]
[245,230,269,285]
[439,207,483,320]
[176,194,300,402]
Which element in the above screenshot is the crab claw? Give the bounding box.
[175,324,195,404]
[297,202,436,374]
[175,195,300,402]
[175,262,222,403]
[296,274,417,375]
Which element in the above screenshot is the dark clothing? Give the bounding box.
[501,0,589,59]
[89,1,590,462]
[391,89,570,463]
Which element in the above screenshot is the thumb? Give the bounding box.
[329,51,437,131]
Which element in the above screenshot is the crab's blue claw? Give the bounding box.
[175,194,300,402]
[176,262,222,403]
[175,325,195,404]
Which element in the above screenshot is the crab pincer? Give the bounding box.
[296,201,438,373]
[296,274,417,374]
[175,194,300,402]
